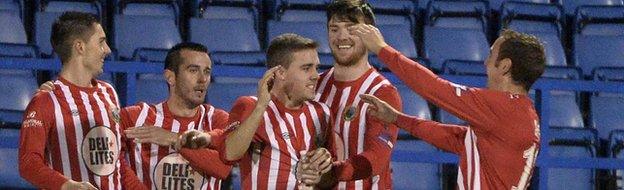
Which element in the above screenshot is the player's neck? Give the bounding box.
[166,96,199,118]
[271,86,303,110]
[489,79,528,96]
[332,57,371,82]
[59,59,95,88]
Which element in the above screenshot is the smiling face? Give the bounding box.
[281,49,321,103]
[82,23,111,77]
[328,16,368,67]
[170,50,212,107]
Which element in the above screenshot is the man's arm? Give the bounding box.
[350,24,493,131]
[179,109,232,179]
[222,66,278,161]
[118,107,149,190]
[331,85,401,180]
[361,94,467,154]
[18,93,75,189]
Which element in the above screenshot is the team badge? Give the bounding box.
[153,153,205,190]
[108,104,120,124]
[81,126,119,176]
[342,105,358,121]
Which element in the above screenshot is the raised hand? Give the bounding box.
[174,129,211,150]
[124,126,179,147]
[348,24,388,55]
[257,66,280,106]
[360,94,400,124]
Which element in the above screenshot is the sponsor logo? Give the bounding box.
[71,109,79,116]
[81,126,119,176]
[27,111,36,118]
[109,105,121,124]
[23,119,43,128]
[281,132,290,140]
[225,121,240,132]
[153,153,205,190]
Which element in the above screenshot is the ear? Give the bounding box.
[275,66,287,80]
[73,39,85,55]
[164,69,176,87]
[498,58,512,76]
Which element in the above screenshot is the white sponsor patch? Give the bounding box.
[153,153,205,190]
[81,126,119,176]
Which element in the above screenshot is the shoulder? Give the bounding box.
[27,91,55,110]
[203,104,229,119]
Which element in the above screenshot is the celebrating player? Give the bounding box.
[352,23,545,189]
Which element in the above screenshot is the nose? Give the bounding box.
[103,42,112,56]
[198,73,209,84]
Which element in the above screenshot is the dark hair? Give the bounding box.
[497,29,546,91]
[164,42,209,73]
[51,11,100,63]
[266,33,318,69]
[326,0,375,25]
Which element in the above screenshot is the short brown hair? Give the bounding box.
[266,33,318,69]
[497,29,546,91]
[326,0,375,26]
[165,42,209,73]
[51,11,100,63]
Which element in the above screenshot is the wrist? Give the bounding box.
[170,133,180,147]
[373,42,388,55]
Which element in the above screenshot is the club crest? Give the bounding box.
[343,105,358,121]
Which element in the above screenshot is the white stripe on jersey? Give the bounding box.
[264,113,280,190]
[300,114,311,150]
[59,84,91,182]
[99,86,121,190]
[305,102,322,150]
[205,105,213,131]
[315,68,334,101]
[50,92,72,178]
[133,103,150,182]
[472,131,481,190]
[93,89,111,188]
[323,86,337,106]
[267,102,299,189]
[285,114,297,138]
[149,103,165,190]
[336,87,352,156]
[457,168,466,190]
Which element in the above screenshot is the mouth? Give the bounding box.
[193,87,206,94]
[338,45,352,49]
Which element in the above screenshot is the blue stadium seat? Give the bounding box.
[490,0,551,12]
[593,67,624,82]
[0,70,37,125]
[608,130,624,189]
[368,0,416,14]
[207,78,257,111]
[277,9,325,22]
[0,10,27,44]
[375,14,413,25]
[547,127,597,190]
[424,28,489,71]
[0,128,36,189]
[560,0,624,16]
[201,6,256,20]
[426,0,489,30]
[42,0,101,15]
[395,83,431,137]
[378,24,417,58]
[437,109,467,126]
[274,0,329,13]
[0,0,21,13]
[548,92,584,128]
[500,2,566,66]
[133,48,168,63]
[34,1,102,57]
[392,140,441,190]
[120,1,178,19]
[267,20,332,67]
[590,89,624,139]
[573,6,624,76]
[136,73,168,104]
[190,17,264,66]
[0,43,38,58]
[114,15,181,60]
[442,60,485,76]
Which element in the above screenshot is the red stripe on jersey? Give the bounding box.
[123,102,226,190]
[315,68,394,190]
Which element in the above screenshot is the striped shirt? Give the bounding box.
[120,101,230,190]
[19,77,127,190]
[315,68,402,190]
[221,96,333,190]
[379,46,540,190]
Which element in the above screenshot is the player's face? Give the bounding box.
[328,16,367,67]
[173,50,212,107]
[283,49,320,103]
[83,23,111,77]
[485,37,505,89]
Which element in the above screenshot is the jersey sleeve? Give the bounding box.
[18,92,69,189]
[118,105,149,189]
[378,46,496,132]
[395,114,467,154]
[332,84,402,180]
[215,96,261,164]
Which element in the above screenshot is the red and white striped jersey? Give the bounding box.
[19,77,128,190]
[120,101,230,190]
[315,68,402,190]
[379,46,541,190]
[221,96,333,190]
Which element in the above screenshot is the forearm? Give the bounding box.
[19,152,68,189]
[180,148,232,179]
[224,103,266,161]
